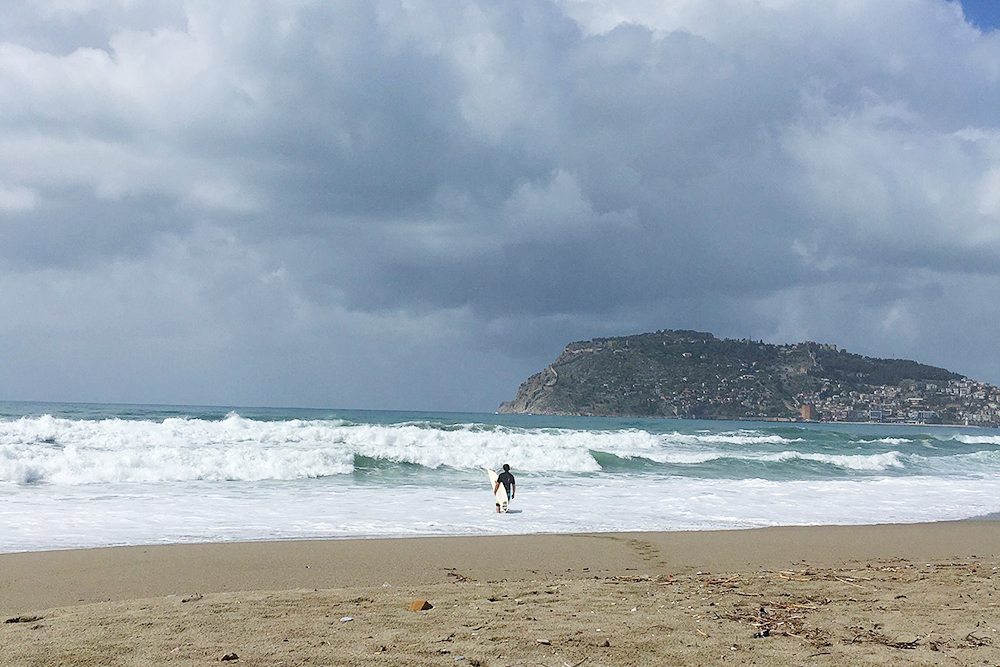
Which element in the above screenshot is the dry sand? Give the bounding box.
[3,522,1000,665]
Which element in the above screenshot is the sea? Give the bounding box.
[2,401,1000,554]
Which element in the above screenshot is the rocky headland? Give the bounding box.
[499,330,1000,425]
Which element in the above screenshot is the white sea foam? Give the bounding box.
[755,450,906,471]
[0,417,811,485]
[873,438,913,446]
[610,449,908,471]
[1,416,994,484]
[0,415,356,484]
[663,431,802,446]
[953,434,1000,446]
[4,411,1000,553]
[2,473,999,554]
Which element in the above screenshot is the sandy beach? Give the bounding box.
[3,522,1000,665]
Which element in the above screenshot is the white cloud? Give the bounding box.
[977,168,1000,218]
[189,179,260,211]
[0,184,38,211]
[503,170,637,241]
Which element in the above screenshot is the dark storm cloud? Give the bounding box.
[2,0,1000,410]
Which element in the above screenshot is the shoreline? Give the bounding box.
[5,521,1000,616]
[503,410,999,428]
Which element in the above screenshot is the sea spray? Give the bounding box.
[1,401,999,553]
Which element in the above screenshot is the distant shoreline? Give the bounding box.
[504,411,997,429]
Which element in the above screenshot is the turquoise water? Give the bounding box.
[1,401,999,553]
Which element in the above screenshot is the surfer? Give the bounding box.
[494,464,515,513]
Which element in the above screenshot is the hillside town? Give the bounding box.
[798,378,1000,426]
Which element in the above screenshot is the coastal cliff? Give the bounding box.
[498,330,998,424]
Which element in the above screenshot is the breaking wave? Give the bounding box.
[2,413,997,485]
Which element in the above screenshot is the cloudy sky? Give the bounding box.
[2,0,999,411]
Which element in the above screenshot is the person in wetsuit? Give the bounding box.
[494,463,515,513]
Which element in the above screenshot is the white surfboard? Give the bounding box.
[487,468,509,513]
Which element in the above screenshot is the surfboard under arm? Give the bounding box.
[486,468,509,513]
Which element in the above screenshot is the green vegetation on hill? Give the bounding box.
[498,330,989,424]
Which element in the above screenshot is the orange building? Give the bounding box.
[801,403,818,421]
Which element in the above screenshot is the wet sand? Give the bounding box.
[3,522,1000,665]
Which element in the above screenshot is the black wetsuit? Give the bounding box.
[497,471,515,499]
